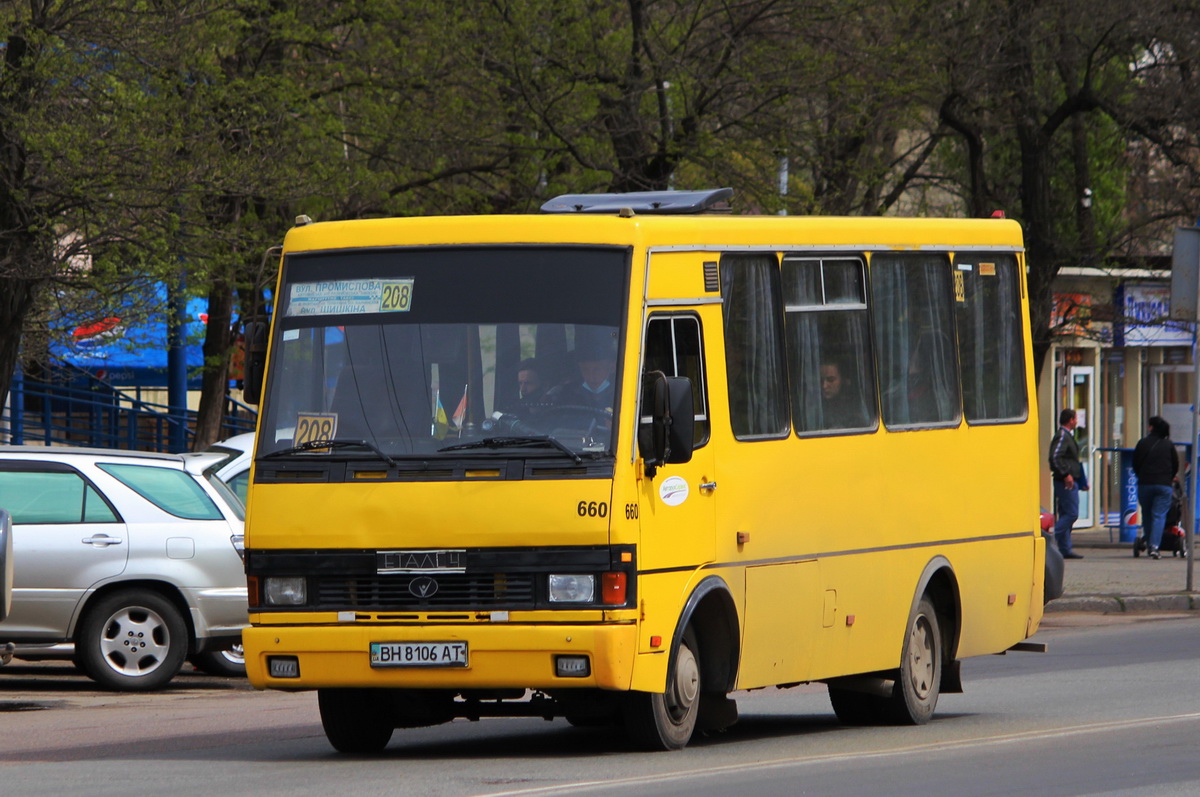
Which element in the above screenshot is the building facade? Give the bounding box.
[1039,264,1193,534]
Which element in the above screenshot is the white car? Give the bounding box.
[0,446,247,690]
[202,432,254,505]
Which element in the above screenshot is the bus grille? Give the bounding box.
[314,574,537,611]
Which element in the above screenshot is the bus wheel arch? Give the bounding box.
[910,557,963,695]
[675,575,740,696]
[624,576,740,749]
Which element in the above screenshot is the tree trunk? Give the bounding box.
[192,281,236,450]
[0,277,38,416]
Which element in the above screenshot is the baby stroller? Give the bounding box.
[1133,479,1188,558]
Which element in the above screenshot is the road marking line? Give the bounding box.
[477,712,1200,796]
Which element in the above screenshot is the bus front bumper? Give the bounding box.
[243,622,638,691]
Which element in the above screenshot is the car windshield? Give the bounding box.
[258,246,629,460]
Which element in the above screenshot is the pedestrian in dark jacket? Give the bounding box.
[1133,415,1179,559]
[1048,408,1086,558]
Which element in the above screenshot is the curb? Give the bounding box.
[1047,593,1200,612]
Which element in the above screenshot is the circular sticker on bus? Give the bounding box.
[659,476,689,506]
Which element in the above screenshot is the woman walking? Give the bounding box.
[1133,416,1179,560]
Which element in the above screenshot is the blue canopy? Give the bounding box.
[51,291,211,389]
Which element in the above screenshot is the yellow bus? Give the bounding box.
[242,189,1046,752]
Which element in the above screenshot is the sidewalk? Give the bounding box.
[1047,528,1200,613]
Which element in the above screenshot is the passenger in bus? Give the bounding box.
[546,344,616,411]
[889,331,950,425]
[516,358,545,405]
[819,360,865,429]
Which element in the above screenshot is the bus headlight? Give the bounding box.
[264,576,307,606]
[548,574,595,603]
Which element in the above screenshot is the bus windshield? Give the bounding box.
[259,245,629,460]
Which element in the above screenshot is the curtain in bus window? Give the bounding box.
[720,254,789,439]
[955,254,1027,422]
[331,324,436,446]
[871,253,961,427]
[783,258,877,434]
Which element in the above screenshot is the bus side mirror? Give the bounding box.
[664,376,694,464]
[638,373,694,475]
[242,319,269,405]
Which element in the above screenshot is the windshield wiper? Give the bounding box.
[262,438,397,467]
[439,435,584,464]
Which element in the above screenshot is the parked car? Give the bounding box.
[0,508,11,623]
[0,446,247,690]
[180,433,256,677]
[1041,507,1064,603]
[201,432,254,505]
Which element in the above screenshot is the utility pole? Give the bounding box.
[1169,226,1200,591]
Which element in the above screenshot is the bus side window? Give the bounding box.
[644,315,710,447]
[871,253,962,428]
[782,256,878,434]
[719,254,789,440]
[954,253,1027,423]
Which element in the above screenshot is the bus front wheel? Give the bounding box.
[623,627,701,750]
[318,688,394,753]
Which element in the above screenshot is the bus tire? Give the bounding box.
[623,627,701,750]
[887,595,942,725]
[318,688,394,753]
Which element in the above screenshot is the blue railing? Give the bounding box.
[1,367,255,453]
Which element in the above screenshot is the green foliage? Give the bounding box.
[3,0,1200,413]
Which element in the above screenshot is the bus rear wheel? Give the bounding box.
[318,688,395,753]
[623,627,701,750]
[828,595,943,726]
[888,595,941,724]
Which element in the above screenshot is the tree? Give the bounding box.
[0,1,178,411]
[925,0,1200,376]
[167,2,350,448]
[0,1,351,447]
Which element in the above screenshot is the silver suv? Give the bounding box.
[0,446,247,690]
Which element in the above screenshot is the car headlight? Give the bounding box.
[548,574,595,603]
[264,576,307,606]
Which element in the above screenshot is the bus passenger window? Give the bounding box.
[644,315,710,446]
[719,254,789,440]
[782,257,877,434]
[955,254,1027,422]
[871,253,961,427]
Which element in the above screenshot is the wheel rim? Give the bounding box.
[666,643,700,723]
[221,643,245,666]
[905,614,936,700]
[98,606,173,677]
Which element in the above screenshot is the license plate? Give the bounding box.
[369,641,468,668]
